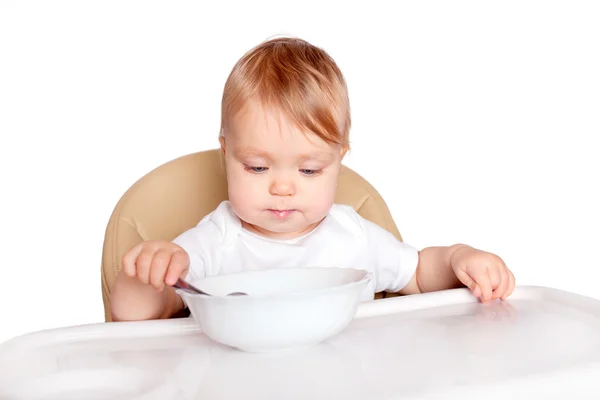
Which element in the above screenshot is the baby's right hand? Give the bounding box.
[121,240,190,292]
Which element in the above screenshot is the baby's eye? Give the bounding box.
[245,165,268,173]
[300,169,320,176]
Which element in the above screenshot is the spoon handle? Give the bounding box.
[173,278,208,295]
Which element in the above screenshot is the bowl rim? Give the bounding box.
[175,266,372,301]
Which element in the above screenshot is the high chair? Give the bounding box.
[100,149,405,322]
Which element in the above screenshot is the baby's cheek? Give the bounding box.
[228,173,265,208]
[305,178,336,213]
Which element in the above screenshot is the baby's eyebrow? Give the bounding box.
[236,148,272,159]
[298,152,335,162]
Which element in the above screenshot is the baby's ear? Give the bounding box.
[219,135,227,155]
[340,145,349,159]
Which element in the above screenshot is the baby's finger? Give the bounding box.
[469,266,492,302]
[502,269,516,300]
[487,264,501,291]
[472,283,481,299]
[150,250,172,291]
[122,243,144,277]
[453,268,480,298]
[492,265,509,300]
[135,248,154,285]
[165,250,189,286]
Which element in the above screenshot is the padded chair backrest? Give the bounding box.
[101,149,403,321]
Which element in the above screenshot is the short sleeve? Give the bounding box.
[360,217,419,293]
[171,202,233,282]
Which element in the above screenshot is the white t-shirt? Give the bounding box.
[172,201,419,301]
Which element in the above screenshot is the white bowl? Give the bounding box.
[177,267,371,353]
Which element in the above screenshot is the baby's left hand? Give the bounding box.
[450,245,515,302]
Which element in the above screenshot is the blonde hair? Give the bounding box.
[220,37,351,147]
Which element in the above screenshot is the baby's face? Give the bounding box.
[221,101,346,239]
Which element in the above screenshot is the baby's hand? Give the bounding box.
[450,245,515,302]
[121,240,190,292]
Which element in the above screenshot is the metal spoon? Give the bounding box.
[174,278,247,296]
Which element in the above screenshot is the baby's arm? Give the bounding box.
[360,213,514,301]
[398,245,467,295]
[110,212,222,321]
[110,241,189,321]
[400,244,515,301]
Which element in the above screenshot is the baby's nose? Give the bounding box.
[270,177,296,196]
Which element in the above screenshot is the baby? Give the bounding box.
[110,37,515,321]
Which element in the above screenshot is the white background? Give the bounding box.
[0,0,598,345]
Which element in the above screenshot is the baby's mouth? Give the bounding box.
[268,209,295,219]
